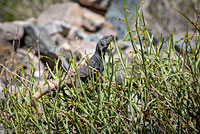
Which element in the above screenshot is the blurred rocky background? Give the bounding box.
[142,0,200,37]
[0,0,199,96]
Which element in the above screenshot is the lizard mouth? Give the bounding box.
[97,35,115,52]
[110,35,114,40]
[104,35,114,53]
[106,35,114,46]
[108,35,114,43]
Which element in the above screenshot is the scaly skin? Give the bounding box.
[88,35,114,74]
[77,35,114,80]
[31,35,114,121]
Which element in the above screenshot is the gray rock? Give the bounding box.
[23,24,69,69]
[0,46,46,85]
[44,23,63,36]
[82,8,105,32]
[67,26,88,40]
[69,39,96,60]
[0,22,24,42]
[43,21,71,36]
[51,33,66,46]
[55,42,72,67]
[38,2,83,28]
[97,21,118,38]
[13,17,37,26]
[23,24,55,55]
[15,48,45,79]
[58,42,73,61]
[85,34,100,43]
[74,0,112,14]
[106,0,141,39]
[142,0,200,37]
[175,38,189,53]
[174,37,193,54]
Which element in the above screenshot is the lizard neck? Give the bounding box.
[95,50,105,58]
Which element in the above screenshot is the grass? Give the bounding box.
[0,0,64,21]
[0,1,200,134]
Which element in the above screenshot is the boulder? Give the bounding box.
[0,22,24,41]
[23,24,69,69]
[41,21,71,36]
[174,37,192,54]
[67,26,88,40]
[23,24,56,56]
[13,17,37,26]
[97,21,118,38]
[69,39,96,60]
[106,0,141,39]
[0,43,13,66]
[14,48,45,79]
[74,0,112,14]
[0,44,45,85]
[142,0,200,37]
[51,33,67,46]
[38,2,83,28]
[82,8,105,32]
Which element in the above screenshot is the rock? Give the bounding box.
[174,37,191,54]
[0,22,24,41]
[85,34,100,43]
[84,21,117,43]
[14,49,45,79]
[23,24,68,69]
[42,21,71,36]
[0,44,45,85]
[82,8,105,32]
[116,40,132,51]
[0,43,15,85]
[60,42,71,51]
[69,39,96,60]
[50,34,72,67]
[142,0,200,37]
[44,23,63,36]
[74,0,112,14]
[0,43,13,66]
[67,26,88,40]
[0,43,19,84]
[51,33,66,46]
[13,17,37,26]
[79,40,96,58]
[105,0,141,39]
[38,2,83,28]
[58,42,73,63]
[97,21,118,38]
[23,24,55,56]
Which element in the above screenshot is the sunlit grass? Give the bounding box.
[0,1,200,133]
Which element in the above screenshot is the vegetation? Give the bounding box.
[0,1,200,134]
[0,0,65,21]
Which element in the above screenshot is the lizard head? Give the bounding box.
[96,35,114,53]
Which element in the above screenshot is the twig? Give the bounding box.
[36,29,42,84]
[74,111,100,134]
[0,63,39,87]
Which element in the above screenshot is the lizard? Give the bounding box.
[31,35,114,121]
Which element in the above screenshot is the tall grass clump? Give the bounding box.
[0,1,200,133]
